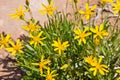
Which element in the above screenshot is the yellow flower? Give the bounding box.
[32,55,51,76]
[90,23,109,39]
[100,0,113,6]
[79,3,96,20]
[85,55,94,66]
[111,0,120,14]
[60,64,69,70]
[6,39,24,56]
[9,5,28,20]
[116,69,120,73]
[74,27,91,45]
[29,31,46,47]
[89,56,109,76]
[43,68,58,80]
[22,20,41,33]
[39,1,57,16]
[52,38,69,55]
[0,34,11,49]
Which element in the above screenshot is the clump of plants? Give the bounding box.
[0,0,120,80]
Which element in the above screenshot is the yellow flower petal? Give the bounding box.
[79,10,85,14]
[60,64,69,70]
[99,69,105,75]
[91,5,97,10]
[90,28,97,33]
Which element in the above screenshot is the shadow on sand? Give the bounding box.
[0,56,25,80]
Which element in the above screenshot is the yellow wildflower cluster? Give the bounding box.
[85,56,109,76]
[6,39,24,56]
[0,33,24,56]
[90,23,109,45]
[5,0,120,79]
[74,23,108,45]
[32,54,58,80]
[9,0,120,21]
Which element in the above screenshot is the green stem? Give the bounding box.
[101,6,104,21]
[113,15,119,32]
[74,2,78,12]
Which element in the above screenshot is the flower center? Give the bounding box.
[17,11,23,16]
[96,64,101,69]
[1,40,7,45]
[29,25,35,30]
[79,33,86,38]
[47,7,52,12]
[14,45,20,51]
[86,9,92,15]
[40,61,44,68]
[33,37,40,42]
[96,32,102,36]
[58,44,64,50]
